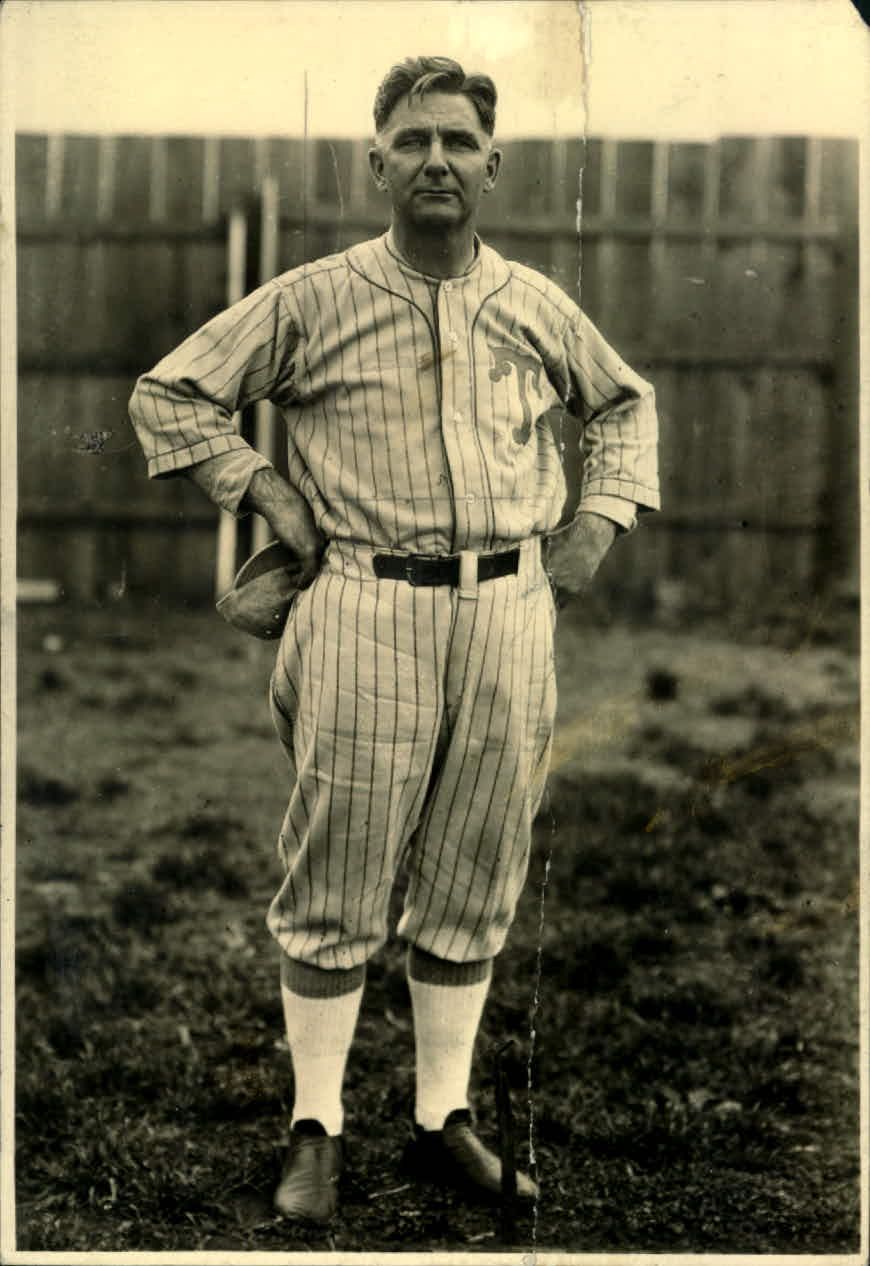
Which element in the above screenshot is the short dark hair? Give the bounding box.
[373,56,497,136]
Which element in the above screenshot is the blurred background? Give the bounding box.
[9,0,864,625]
[14,127,860,618]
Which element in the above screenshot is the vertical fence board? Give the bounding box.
[60,136,101,221]
[271,137,305,215]
[609,241,653,348]
[708,368,748,608]
[616,141,653,216]
[650,242,710,360]
[819,139,851,218]
[46,244,85,358]
[718,137,761,220]
[772,137,807,220]
[15,135,48,222]
[114,136,154,221]
[551,138,580,299]
[314,139,354,254]
[823,138,859,587]
[593,139,618,337]
[98,242,178,368]
[647,365,679,578]
[165,137,206,226]
[218,137,258,215]
[654,143,713,357]
[711,239,769,356]
[173,240,227,353]
[507,139,553,216]
[666,143,707,221]
[662,366,699,581]
[580,138,601,217]
[44,135,65,219]
[16,244,51,361]
[556,137,583,217]
[201,136,221,223]
[575,236,602,325]
[148,138,169,222]
[96,137,118,222]
[551,233,579,301]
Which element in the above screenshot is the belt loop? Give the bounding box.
[457,550,478,600]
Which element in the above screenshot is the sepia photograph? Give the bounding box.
[2,0,866,1260]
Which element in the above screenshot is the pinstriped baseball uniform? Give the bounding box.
[129,230,659,967]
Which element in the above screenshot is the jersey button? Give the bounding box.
[443,281,453,292]
[453,410,463,424]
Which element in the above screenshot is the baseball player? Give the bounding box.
[128,56,659,1225]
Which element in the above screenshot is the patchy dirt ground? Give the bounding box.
[14,599,861,1254]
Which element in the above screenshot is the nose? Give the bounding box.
[424,138,448,175]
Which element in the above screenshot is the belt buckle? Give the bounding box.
[404,559,419,586]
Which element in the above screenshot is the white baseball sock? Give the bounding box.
[280,956,365,1137]
[407,946,493,1132]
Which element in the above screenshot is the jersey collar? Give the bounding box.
[383,228,481,282]
[347,232,510,298]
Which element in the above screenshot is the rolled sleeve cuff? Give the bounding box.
[577,494,639,535]
[146,432,258,478]
[581,476,661,515]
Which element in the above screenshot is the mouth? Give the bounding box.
[416,189,457,198]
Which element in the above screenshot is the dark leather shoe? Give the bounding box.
[274,1119,343,1223]
[403,1108,538,1203]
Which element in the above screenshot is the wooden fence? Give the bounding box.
[16,133,859,612]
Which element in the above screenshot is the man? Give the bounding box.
[129,56,659,1225]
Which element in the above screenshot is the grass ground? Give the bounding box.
[14,598,861,1254]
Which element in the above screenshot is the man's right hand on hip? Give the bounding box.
[243,468,326,587]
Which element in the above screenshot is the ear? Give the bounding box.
[368,145,388,192]
[483,146,502,194]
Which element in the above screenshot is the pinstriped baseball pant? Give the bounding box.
[266,537,556,969]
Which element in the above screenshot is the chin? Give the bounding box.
[410,206,465,230]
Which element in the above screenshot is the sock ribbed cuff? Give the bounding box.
[407,945,493,987]
[281,954,366,998]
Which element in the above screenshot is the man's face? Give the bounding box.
[369,91,501,233]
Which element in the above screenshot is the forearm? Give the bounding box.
[545,510,617,601]
[242,468,325,567]
[556,510,617,553]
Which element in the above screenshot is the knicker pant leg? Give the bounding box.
[399,555,557,963]
[267,570,449,969]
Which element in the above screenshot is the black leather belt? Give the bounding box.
[372,548,520,587]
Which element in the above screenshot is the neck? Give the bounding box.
[390,220,477,279]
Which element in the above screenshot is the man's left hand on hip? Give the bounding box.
[545,511,618,606]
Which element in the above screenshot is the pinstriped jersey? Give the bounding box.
[129,232,659,555]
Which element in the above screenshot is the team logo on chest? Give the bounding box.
[488,344,544,445]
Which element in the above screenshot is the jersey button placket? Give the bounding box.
[437,282,470,549]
